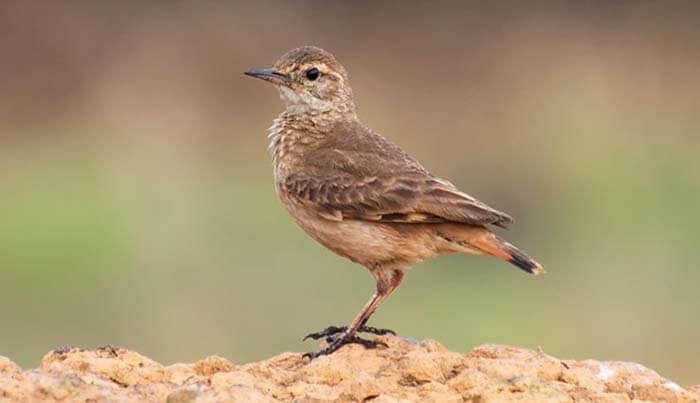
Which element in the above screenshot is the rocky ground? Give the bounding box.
[0,337,697,402]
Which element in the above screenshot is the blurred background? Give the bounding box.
[1,1,699,385]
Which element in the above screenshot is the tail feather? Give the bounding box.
[434,224,544,275]
[468,233,545,276]
[501,240,544,275]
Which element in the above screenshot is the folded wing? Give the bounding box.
[283,149,513,228]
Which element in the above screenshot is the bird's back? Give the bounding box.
[303,118,429,178]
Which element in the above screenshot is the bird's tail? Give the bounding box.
[471,234,544,275]
[436,224,544,275]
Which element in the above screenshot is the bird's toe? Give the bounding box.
[302,325,347,341]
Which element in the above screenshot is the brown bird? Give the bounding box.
[245,46,543,359]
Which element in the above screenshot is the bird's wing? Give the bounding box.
[282,148,514,228]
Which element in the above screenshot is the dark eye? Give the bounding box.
[306,67,320,81]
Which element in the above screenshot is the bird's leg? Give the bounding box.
[303,269,404,360]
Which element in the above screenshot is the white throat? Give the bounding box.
[278,86,334,113]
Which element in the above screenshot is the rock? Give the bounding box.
[0,338,697,402]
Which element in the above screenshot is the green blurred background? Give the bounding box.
[1,1,699,385]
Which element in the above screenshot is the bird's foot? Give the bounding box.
[303,325,346,341]
[303,324,395,341]
[359,325,396,336]
[302,333,388,360]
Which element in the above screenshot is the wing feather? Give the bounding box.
[281,122,514,228]
[283,172,513,228]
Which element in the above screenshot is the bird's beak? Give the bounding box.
[244,68,292,86]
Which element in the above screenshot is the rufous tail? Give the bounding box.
[435,224,544,275]
[471,234,544,275]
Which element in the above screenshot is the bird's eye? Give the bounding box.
[306,68,320,81]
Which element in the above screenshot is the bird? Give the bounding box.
[244,46,543,359]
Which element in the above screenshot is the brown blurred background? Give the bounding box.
[1,1,699,385]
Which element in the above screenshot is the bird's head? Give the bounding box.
[245,46,355,115]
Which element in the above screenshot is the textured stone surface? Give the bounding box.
[0,338,697,402]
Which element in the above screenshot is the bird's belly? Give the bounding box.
[283,202,438,269]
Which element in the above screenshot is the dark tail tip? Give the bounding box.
[506,246,545,275]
